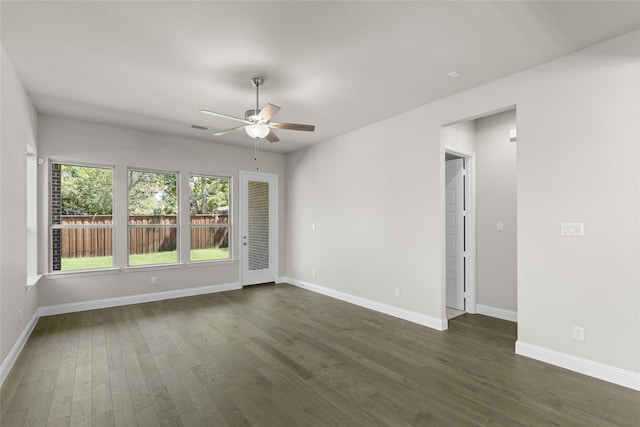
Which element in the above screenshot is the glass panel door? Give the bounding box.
[240,171,277,285]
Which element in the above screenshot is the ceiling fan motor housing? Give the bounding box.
[245,109,261,122]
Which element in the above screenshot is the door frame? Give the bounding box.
[445,157,465,311]
[239,170,278,286]
[444,146,476,314]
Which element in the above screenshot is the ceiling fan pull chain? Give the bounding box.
[254,137,260,171]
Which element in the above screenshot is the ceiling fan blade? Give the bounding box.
[213,126,246,136]
[270,122,315,132]
[258,103,281,122]
[200,110,249,124]
[266,130,280,143]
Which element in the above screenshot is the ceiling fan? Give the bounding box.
[200,77,315,143]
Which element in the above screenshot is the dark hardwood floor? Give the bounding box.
[1,283,638,426]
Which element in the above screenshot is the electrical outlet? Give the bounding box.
[150,276,157,285]
[573,326,585,341]
[395,288,401,297]
[18,310,22,323]
[312,269,316,277]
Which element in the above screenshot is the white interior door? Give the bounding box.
[446,158,465,310]
[240,171,277,286]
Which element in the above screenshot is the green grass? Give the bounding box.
[189,247,229,262]
[61,255,113,270]
[61,247,229,271]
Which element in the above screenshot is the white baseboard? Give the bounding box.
[476,304,517,322]
[38,282,241,316]
[0,311,39,386]
[516,341,640,391]
[281,277,447,331]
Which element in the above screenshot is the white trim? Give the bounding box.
[38,282,240,316]
[444,146,473,158]
[466,154,477,314]
[186,259,237,268]
[26,274,43,290]
[122,263,185,272]
[45,267,121,279]
[239,171,279,286]
[516,341,640,391]
[26,153,39,283]
[476,304,517,322]
[282,277,447,331]
[0,311,39,386]
[444,146,477,314]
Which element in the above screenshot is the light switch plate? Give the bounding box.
[561,222,584,236]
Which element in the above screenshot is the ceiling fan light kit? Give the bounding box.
[200,77,315,143]
[245,123,270,139]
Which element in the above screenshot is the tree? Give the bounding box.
[128,170,177,215]
[189,176,229,214]
[61,165,113,215]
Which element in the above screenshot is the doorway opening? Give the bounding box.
[443,107,518,324]
[240,171,278,286]
[445,148,476,319]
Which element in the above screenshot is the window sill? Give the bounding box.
[26,274,43,291]
[45,267,121,279]
[186,259,236,268]
[41,260,235,279]
[122,263,186,272]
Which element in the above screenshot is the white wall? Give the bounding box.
[37,115,286,307]
[0,46,39,371]
[516,33,639,376]
[286,116,444,320]
[285,30,640,378]
[442,120,476,155]
[476,110,517,312]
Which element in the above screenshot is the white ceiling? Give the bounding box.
[2,1,639,153]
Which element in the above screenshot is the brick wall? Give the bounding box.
[51,163,61,270]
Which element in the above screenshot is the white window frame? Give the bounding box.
[26,150,41,287]
[49,160,115,273]
[188,174,232,263]
[127,167,180,267]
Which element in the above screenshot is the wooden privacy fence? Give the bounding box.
[128,215,177,256]
[190,215,229,253]
[61,214,228,258]
[60,215,112,259]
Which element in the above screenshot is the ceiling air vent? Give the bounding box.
[191,124,208,131]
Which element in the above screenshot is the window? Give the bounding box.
[189,175,230,261]
[27,151,40,284]
[128,169,178,266]
[50,162,114,271]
